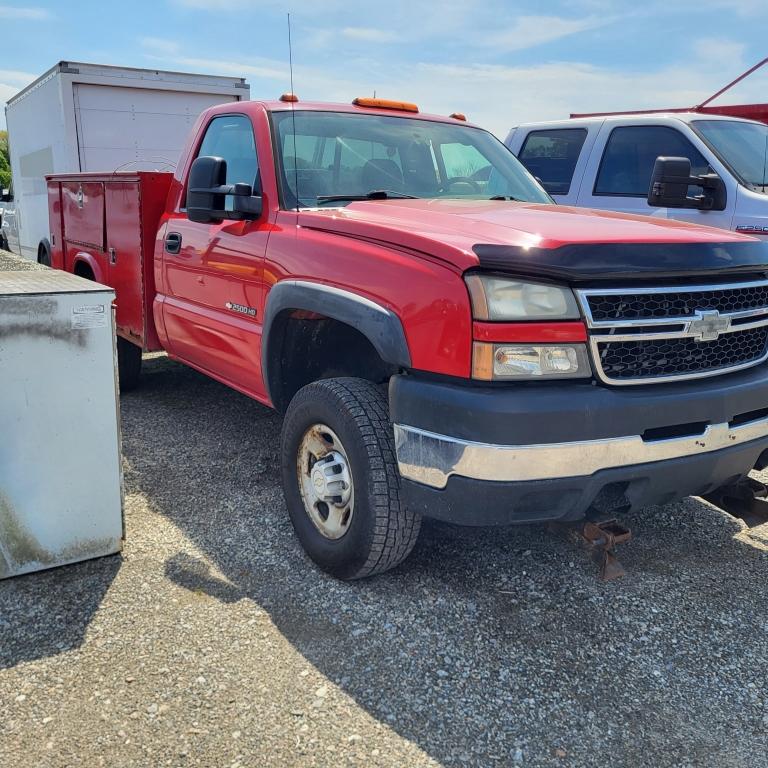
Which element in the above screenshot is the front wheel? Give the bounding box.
[280,377,421,579]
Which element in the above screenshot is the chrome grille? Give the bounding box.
[587,284,768,321]
[577,279,768,385]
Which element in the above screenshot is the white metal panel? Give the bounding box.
[73,84,237,172]
[4,71,75,259]
[0,269,123,578]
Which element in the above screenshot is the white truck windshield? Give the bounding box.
[273,110,552,208]
[693,119,768,193]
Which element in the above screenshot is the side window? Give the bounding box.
[595,125,709,197]
[518,129,587,195]
[197,115,259,190]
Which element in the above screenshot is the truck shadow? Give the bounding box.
[124,356,768,766]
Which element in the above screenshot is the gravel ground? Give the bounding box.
[2,353,768,767]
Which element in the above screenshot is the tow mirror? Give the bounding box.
[186,156,262,223]
[647,156,727,211]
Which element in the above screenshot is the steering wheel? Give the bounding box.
[436,176,482,194]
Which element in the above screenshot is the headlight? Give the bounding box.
[473,343,591,380]
[465,275,580,321]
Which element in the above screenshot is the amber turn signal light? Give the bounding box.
[471,342,495,381]
[280,92,299,102]
[450,112,467,121]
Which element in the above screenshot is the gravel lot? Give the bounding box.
[2,351,768,767]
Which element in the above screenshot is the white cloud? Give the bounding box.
[0,5,51,19]
[487,15,609,50]
[342,27,399,43]
[0,69,37,84]
[137,33,759,140]
[140,37,182,56]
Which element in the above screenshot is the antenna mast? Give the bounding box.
[288,13,300,210]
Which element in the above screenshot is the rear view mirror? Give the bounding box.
[648,156,727,211]
[186,156,262,223]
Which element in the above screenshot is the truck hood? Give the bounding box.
[298,199,768,281]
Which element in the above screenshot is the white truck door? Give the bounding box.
[73,84,237,172]
[578,120,736,230]
[509,124,599,205]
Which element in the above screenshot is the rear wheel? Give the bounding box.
[117,337,142,392]
[280,377,421,579]
[37,240,51,267]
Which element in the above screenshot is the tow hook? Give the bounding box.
[703,477,768,528]
[581,518,632,581]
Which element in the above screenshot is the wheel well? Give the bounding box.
[268,312,398,412]
[73,260,95,280]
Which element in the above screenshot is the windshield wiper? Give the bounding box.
[315,190,420,205]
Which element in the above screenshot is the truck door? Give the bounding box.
[159,113,269,397]
[578,121,736,230]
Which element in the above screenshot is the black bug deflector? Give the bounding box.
[473,240,768,283]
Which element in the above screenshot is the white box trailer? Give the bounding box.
[0,257,123,578]
[4,61,250,261]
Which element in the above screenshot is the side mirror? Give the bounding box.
[648,156,727,211]
[186,156,262,223]
[0,189,12,203]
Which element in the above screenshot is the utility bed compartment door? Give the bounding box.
[61,181,105,250]
[105,180,144,343]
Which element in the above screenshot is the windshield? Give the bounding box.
[272,110,552,208]
[692,119,768,193]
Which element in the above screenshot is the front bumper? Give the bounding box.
[389,366,768,525]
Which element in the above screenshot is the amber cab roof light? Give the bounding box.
[280,92,299,102]
[450,112,467,121]
[352,97,419,113]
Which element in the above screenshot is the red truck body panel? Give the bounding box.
[47,171,172,350]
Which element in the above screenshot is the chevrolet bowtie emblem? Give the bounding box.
[688,309,731,342]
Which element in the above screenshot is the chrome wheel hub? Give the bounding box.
[297,424,354,540]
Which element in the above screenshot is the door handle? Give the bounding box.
[165,232,182,254]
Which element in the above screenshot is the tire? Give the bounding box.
[117,337,142,392]
[0,232,8,252]
[280,377,421,579]
[37,240,51,267]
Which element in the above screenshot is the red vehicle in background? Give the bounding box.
[47,96,768,579]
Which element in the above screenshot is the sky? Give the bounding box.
[1,0,768,136]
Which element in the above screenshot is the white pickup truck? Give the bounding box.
[506,113,768,236]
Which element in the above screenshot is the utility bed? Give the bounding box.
[47,171,172,349]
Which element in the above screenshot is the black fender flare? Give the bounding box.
[262,280,411,408]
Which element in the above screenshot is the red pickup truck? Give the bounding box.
[47,96,768,579]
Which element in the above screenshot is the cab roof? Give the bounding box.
[233,98,481,129]
[514,112,766,131]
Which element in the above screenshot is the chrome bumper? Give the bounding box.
[393,415,768,489]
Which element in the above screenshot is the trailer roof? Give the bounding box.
[5,60,250,109]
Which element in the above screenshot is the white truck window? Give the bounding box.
[595,126,709,197]
[518,128,587,195]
